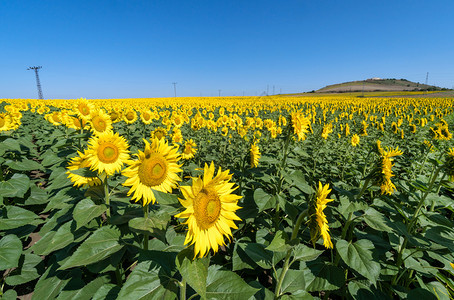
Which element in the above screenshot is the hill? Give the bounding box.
[315,78,448,93]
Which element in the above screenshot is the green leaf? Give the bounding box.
[362,207,394,233]
[153,189,179,205]
[0,234,22,270]
[0,206,42,231]
[32,221,90,256]
[279,269,306,294]
[25,184,49,205]
[291,244,324,262]
[59,275,110,300]
[253,188,276,213]
[303,261,345,292]
[176,249,209,299]
[0,138,22,153]
[117,260,178,299]
[206,265,259,300]
[73,198,107,230]
[290,170,314,194]
[5,253,42,286]
[92,284,121,300]
[239,242,273,269]
[69,167,98,177]
[128,211,169,236]
[4,158,43,171]
[46,167,72,191]
[58,226,124,270]
[424,226,454,252]
[33,267,82,300]
[336,239,380,283]
[0,173,30,198]
[266,231,290,252]
[1,289,18,300]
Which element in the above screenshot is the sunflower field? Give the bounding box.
[0,96,453,299]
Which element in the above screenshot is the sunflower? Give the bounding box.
[351,134,360,147]
[86,132,130,176]
[0,113,12,131]
[123,138,182,206]
[140,109,153,124]
[291,112,311,141]
[445,148,454,181]
[89,109,113,135]
[250,142,260,168]
[74,98,95,121]
[151,127,167,140]
[172,128,183,144]
[309,182,334,249]
[182,139,197,160]
[67,150,102,188]
[123,109,138,124]
[175,162,242,258]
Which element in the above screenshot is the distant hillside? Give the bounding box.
[315,78,448,93]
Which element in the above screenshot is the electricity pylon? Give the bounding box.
[27,66,44,99]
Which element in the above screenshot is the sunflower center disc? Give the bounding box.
[93,116,106,131]
[184,145,192,154]
[194,187,221,230]
[126,112,135,120]
[0,118,5,128]
[80,105,90,116]
[138,153,168,187]
[98,143,119,163]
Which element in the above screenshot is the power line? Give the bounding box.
[27,66,43,99]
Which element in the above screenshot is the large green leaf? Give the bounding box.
[0,138,22,154]
[279,268,306,294]
[58,226,123,270]
[117,260,178,299]
[0,205,42,231]
[0,173,30,198]
[253,188,277,213]
[0,234,22,270]
[92,284,121,300]
[176,249,209,299]
[237,242,273,269]
[5,253,43,285]
[32,267,82,300]
[32,221,90,256]
[362,207,394,233]
[128,211,170,237]
[25,184,49,205]
[73,198,107,230]
[336,239,380,283]
[4,158,43,171]
[205,265,259,300]
[302,261,345,292]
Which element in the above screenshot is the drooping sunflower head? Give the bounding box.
[89,109,113,135]
[182,139,197,160]
[175,162,242,258]
[86,131,130,176]
[351,134,360,147]
[123,138,182,206]
[309,182,334,249]
[291,112,311,141]
[444,148,454,181]
[250,142,260,168]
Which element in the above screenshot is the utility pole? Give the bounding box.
[273,85,275,95]
[218,89,221,97]
[27,66,43,99]
[267,85,269,95]
[172,82,177,97]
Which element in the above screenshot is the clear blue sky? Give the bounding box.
[1,0,454,99]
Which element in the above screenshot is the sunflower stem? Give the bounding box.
[103,174,111,222]
[392,165,442,285]
[143,204,149,251]
[180,279,186,300]
[273,209,307,299]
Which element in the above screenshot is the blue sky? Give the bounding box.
[1,0,453,99]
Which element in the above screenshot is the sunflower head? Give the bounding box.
[86,132,130,176]
[308,182,334,249]
[182,139,197,160]
[67,150,102,188]
[351,134,360,147]
[175,162,242,258]
[123,138,182,205]
[89,109,113,135]
[250,142,260,168]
